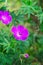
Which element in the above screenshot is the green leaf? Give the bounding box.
[40,22,43,32]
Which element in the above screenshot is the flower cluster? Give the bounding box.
[0,10,29,41]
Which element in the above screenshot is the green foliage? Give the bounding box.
[0,0,43,65]
[0,0,5,2]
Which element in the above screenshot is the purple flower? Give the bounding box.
[24,53,29,58]
[0,10,12,25]
[11,25,29,41]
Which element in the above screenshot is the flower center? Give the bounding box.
[2,16,6,20]
[17,32,22,37]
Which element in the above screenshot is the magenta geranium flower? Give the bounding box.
[24,53,29,58]
[0,10,12,25]
[11,25,29,41]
